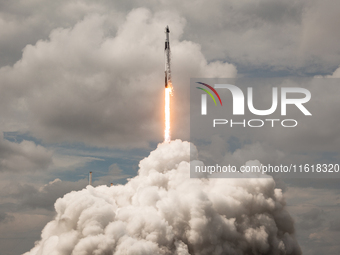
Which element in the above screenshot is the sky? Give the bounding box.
[0,0,340,254]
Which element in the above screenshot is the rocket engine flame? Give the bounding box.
[164,84,173,143]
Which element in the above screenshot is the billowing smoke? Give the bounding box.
[24,140,301,255]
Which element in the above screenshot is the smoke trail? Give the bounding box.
[24,140,301,255]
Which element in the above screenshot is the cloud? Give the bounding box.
[8,178,88,211]
[0,8,236,148]
[0,173,91,253]
[220,142,285,169]
[321,65,340,78]
[0,1,339,254]
[1,2,340,150]
[0,211,14,224]
[297,208,325,230]
[282,186,340,255]
[1,0,340,75]
[51,154,103,171]
[24,140,301,255]
[151,0,340,74]
[0,132,52,173]
[0,212,53,255]
[329,219,340,232]
[96,163,131,185]
[0,0,112,67]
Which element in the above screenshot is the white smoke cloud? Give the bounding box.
[24,140,301,255]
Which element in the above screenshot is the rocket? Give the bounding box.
[164,26,171,88]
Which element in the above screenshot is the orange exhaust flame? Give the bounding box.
[164,83,173,143]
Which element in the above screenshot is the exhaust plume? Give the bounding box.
[24,140,301,255]
[164,85,172,143]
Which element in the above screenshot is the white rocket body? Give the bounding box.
[164,26,171,88]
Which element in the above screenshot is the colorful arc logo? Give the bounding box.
[196,82,223,106]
